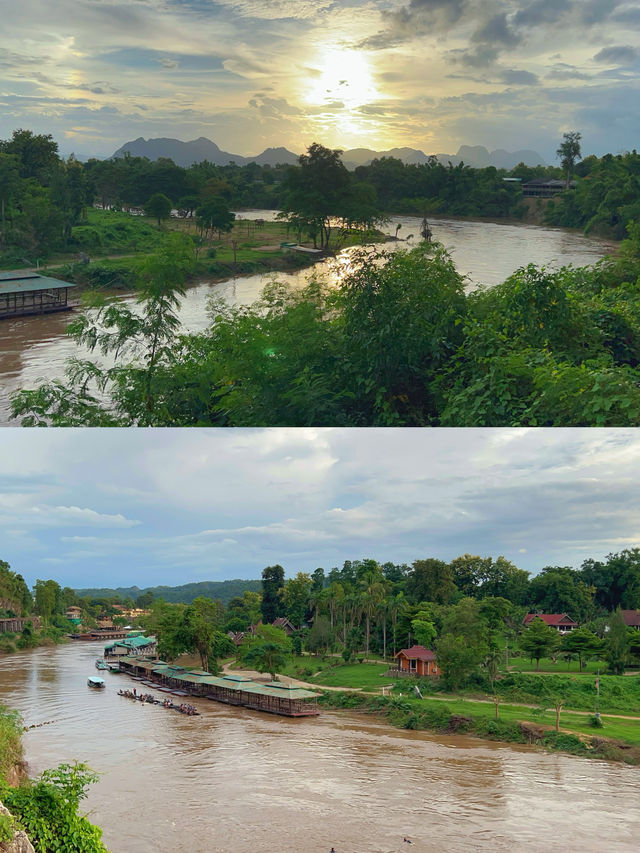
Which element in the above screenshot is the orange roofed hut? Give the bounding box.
[394,645,441,677]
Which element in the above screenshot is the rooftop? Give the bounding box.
[0,271,77,295]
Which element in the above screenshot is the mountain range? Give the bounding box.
[111,136,547,170]
[74,578,262,606]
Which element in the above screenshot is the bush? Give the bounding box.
[0,763,107,853]
[207,247,217,259]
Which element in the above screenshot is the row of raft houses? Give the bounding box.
[101,633,322,717]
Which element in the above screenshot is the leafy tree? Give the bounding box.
[410,610,437,648]
[281,572,312,628]
[145,192,172,226]
[240,624,292,679]
[528,566,594,621]
[580,549,640,611]
[561,627,604,671]
[184,596,225,670]
[556,131,582,189]
[196,197,235,238]
[279,143,351,249]
[435,634,484,691]
[305,615,334,655]
[407,558,456,604]
[34,579,60,624]
[12,234,195,426]
[1,128,59,181]
[519,617,561,670]
[260,564,285,623]
[605,609,629,675]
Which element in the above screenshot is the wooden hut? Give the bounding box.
[0,272,77,319]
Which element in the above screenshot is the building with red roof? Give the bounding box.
[523,613,578,633]
[394,645,441,677]
[621,610,640,629]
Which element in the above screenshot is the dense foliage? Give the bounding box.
[0,763,107,853]
[13,227,640,426]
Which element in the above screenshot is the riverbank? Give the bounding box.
[316,690,640,765]
[268,658,640,764]
[17,211,389,296]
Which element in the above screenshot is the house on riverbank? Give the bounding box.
[0,272,77,319]
[523,613,578,633]
[388,645,441,677]
[104,634,157,660]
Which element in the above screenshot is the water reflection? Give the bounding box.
[0,215,618,426]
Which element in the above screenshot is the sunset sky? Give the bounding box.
[1,0,639,160]
[1,428,639,589]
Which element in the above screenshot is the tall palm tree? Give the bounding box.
[388,592,407,657]
[360,570,387,660]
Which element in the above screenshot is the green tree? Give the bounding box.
[435,634,483,691]
[407,558,456,604]
[195,197,235,238]
[260,565,285,623]
[279,143,351,249]
[184,596,225,670]
[281,572,312,628]
[561,627,604,671]
[519,617,561,670]
[12,234,195,426]
[34,579,60,624]
[145,192,172,226]
[556,131,582,188]
[241,624,292,679]
[605,609,629,675]
[305,615,334,655]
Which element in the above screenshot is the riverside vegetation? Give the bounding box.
[4,131,640,427]
[0,705,106,852]
[8,551,639,762]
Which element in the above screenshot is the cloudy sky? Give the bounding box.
[1,0,639,160]
[0,428,638,590]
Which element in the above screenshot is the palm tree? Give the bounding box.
[360,570,387,660]
[388,592,407,657]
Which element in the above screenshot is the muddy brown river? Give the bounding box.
[0,215,617,426]
[1,643,639,852]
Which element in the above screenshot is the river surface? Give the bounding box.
[0,213,617,426]
[1,643,639,853]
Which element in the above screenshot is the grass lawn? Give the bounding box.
[507,655,602,674]
[279,656,391,690]
[406,696,640,747]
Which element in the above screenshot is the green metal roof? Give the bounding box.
[113,634,156,649]
[0,271,77,295]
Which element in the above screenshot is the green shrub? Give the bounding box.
[0,763,107,853]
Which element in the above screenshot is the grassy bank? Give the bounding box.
[35,209,386,293]
[318,691,640,764]
[276,657,640,762]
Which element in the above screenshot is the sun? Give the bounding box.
[305,48,380,110]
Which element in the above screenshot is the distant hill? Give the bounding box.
[111,137,546,171]
[111,137,299,168]
[74,578,262,606]
[342,144,546,170]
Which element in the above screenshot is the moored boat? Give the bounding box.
[95,659,108,670]
[87,676,105,688]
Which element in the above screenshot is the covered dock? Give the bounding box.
[118,657,320,717]
[0,272,77,319]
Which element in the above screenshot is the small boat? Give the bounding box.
[95,659,108,670]
[87,676,105,689]
[107,663,121,672]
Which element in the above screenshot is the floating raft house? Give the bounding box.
[119,656,320,717]
[0,272,77,319]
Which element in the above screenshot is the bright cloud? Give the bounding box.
[0,0,638,158]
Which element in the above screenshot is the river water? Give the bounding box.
[1,643,639,852]
[0,213,617,426]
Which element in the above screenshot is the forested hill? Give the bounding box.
[74,579,261,605]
